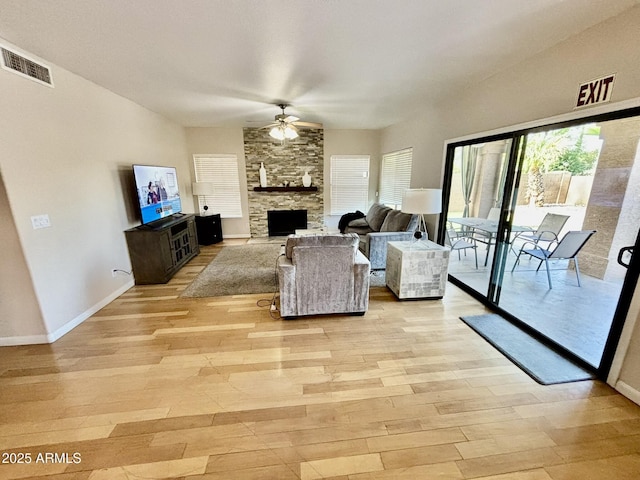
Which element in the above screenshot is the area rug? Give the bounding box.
[181,244,282,298]
[460,314,595,385]
[181,244,387,298]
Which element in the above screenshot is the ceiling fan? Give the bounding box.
[262,104,322,141]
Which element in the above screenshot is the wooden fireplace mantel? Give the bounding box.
[253,186,318,192]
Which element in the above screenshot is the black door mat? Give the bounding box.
[460,314,595,385]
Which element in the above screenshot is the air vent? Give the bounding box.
[1,46,53,87]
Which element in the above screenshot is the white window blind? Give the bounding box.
[330,155,370,215]
[379,147,413,209]
[193,154,242,218]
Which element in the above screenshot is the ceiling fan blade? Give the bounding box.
[292,121,323,128]
[261,105,319,131]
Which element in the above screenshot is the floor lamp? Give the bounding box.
[192,182,215,216]
[401,188,442,240]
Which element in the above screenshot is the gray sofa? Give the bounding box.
[277,233,370,318]
[344,203,420,269]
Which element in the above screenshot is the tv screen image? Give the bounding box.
[132,164,182,224]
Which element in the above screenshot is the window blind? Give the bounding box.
[330,155,370,215]
[379,147,413,209]
[193,154,242,218]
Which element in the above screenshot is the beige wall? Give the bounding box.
[0,172,46,340]
[185,127,250,237]
[0,38,190,344]
[437,6,640,139]
[380,108,444,238]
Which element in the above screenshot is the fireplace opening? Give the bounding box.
[268,209,307,236]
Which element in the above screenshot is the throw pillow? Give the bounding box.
[380,210,413,232]
[365,203,392,231]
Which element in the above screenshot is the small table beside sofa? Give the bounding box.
[385,240,451,299]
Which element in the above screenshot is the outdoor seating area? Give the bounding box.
[447,215,532,266]
[442,122,638,370]
[443,192,623,366]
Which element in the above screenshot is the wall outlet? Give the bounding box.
[31,214,51,229]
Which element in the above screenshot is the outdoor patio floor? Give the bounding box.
[448,248,623,368]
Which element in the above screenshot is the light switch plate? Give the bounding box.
[31,214,51,229]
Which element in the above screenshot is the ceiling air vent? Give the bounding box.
[1,46,53,87]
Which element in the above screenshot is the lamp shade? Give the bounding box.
[401,188,442,214]
[192,182,215,196]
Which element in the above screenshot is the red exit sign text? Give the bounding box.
[575,74,615,108]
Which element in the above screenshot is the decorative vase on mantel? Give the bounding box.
[259,162,267,187]
[302,171,312,187]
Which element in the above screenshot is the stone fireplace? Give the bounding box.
[243,127,324,237]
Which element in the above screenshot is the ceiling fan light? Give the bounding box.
[269,126,285,140]
[284,125,298,139]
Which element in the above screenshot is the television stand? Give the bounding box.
[139,213,187,230]
[124,214,199,284]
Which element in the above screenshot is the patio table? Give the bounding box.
[448,217,531,266]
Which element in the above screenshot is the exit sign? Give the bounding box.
[575,74,615,108]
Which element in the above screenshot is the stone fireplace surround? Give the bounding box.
[244,127,324,237]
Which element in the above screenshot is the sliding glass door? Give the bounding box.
[441,107,640,375]
[444,138,513,297]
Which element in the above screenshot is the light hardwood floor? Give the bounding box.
[1,240,640,479]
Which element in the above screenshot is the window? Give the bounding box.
[379,147,413,209]
[330,155,370,215]
[193,154,242,218]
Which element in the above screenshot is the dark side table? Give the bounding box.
[195,213,223,245]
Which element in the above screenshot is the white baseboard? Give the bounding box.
[615,380,640,407]
[223,234,251,239]
[0,280,134,346]
[0,333,50,346]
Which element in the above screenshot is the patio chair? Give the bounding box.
[445,228,478,269]
[511,230,596,289]
[516,212,570,246]
[486,207,501,221]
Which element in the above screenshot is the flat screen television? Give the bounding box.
[132,164,182,225]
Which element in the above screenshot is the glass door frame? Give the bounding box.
[438,105,640,379]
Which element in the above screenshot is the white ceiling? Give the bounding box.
[1,0,638,129]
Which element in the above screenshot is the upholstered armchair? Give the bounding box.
[277,233,371,318]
